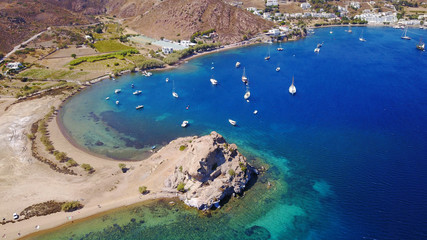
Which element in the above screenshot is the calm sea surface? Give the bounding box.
[37,27,427,239]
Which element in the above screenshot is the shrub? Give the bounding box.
[114,62,119,66]
[177,182,185,192]
[212,163,218,171]
[66,159,78,167]
[61,201,83,212]
[139,186,148,194]
[71,54,76,58]
[81,163,94,172]
[179,145,187,151]
[55,152,67,161]
[228,169,235,176]
[179,166,183,172]
[239,162,247,172]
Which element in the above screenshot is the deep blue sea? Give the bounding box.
[41,27,427,240]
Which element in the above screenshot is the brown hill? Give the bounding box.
[125,0,273,44]
[0,0,103,53]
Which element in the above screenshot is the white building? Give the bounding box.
[266,0,278,7]
[301,3,311,10]
[350,1,361,9]
[162,47,174,55]
[6,62,23,70]
[263,12,271,19]
[267,29,281,36]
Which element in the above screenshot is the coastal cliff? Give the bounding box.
[163,131,256,210]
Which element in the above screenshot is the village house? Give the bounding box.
[6,62,23,70]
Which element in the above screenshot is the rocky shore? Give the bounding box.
[164,132,257,210]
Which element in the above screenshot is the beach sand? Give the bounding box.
[0,95,187,239]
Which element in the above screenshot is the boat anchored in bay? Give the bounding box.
[242,67,248,84]
[228,119,237,126]
[289,76,296,95]
[401,27,411,40]
[417,38,425,51]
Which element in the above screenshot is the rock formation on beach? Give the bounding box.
[164,131,256,210]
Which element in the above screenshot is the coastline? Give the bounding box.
[1,31,299,239]
[1,33,288,240]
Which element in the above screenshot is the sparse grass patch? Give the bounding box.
[93,40,133,53]
[179,145,187,151]
[139,186,148,194]
[18,68,88,80]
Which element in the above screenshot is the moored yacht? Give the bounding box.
[314,48,320,53]
[133,90,142,95]
[416,38,425,51]
[289,76,296,95]
[242,67,248,84]
[236,62,241,68]
[210,78,218,85]
[115,89,121,94]
[228,119,237,126]
[401,27,411,40]
[181,121,189,128]
[136,105,144,110]
[276,67,280,72]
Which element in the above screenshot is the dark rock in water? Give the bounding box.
[95,141,104,146]
[244,225,271,239]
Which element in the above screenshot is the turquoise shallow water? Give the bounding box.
[39,27,427,239]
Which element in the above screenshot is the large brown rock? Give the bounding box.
[164,131,256,210]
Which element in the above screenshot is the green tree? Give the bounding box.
[71,53,76,58]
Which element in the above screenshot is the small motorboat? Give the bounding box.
[211,66,215,70]
[210,78,218,85]
[112,78,116,81]
[244,91,250,100]
[116,100,120,105]
[136,105,144,110]
[314,48,320,53]
[276,67,280,72]
[253,110,258,115]
[131,84,134,88]
[166,78,169,82]
[264,56,270,61]
[181,121,189,128]
[235,62,241,68]
[228,119,237,126]
[115,89,121,94]
[172,92,179,98]
[106,97,110,100]
[133,90,142,95]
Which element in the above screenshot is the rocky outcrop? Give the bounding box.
[164,131,256,210]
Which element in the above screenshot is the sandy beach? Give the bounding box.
[0,93,196,239]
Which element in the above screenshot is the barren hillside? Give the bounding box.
[0,0,102,53]
[126,0,273,44]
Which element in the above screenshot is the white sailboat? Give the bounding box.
[359,30,366,42]
[277,42,283,51]
[172,80,179,98]
[235,62,241,68]
[114,89,121,94]
[253,110,258,115]
[289,76,296,95]
[242,67,248,84]
[264,47,270,60]
[416,38,425,51]
[330,28,333,34]
[348,26,352,33]
[210,66,218,85]
[401,27,411,40]
[166,78,169,82]
[116,100,120,105]
[276,67,280,72]
[314,48,320,53]
[136,105,144,110]
[228,119,237,126]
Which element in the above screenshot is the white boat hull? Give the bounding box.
[172,92,179,98]
[210,79,218,85]
[244,91,250,100]
[228,119,237,126]
[289,86,296,95]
